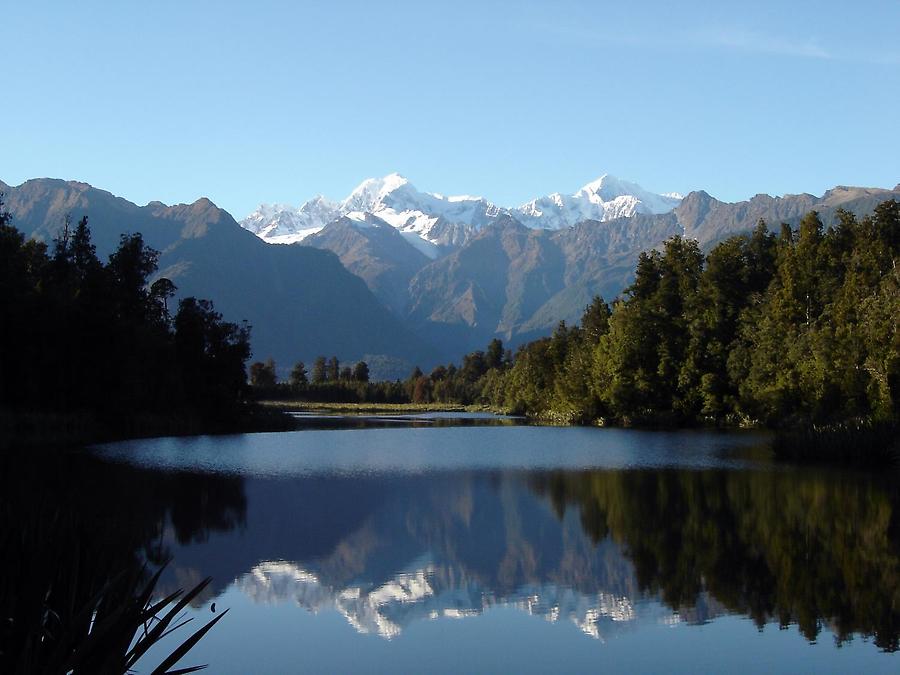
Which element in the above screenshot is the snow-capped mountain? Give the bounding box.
[242,195,341,244]
[240,173,682,251]
[514,175,683,229]
[341,174,503,246]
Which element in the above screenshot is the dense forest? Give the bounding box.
[486,201,900,427]
[7,195,897,436]
[0,197,254,440]
[266,202,899,431]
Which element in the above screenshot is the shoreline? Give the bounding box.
[0,405,297,451]
[4,404,897,469]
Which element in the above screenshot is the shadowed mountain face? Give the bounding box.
[303,214,431,316]
[0,178,434,377]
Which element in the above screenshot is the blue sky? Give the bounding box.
[3,0,898,217]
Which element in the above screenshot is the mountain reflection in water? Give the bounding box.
[152,466,898,651]
[2,430,899,674]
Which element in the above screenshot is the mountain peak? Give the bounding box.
[342,173,412,212]
[575,174,648,202]
[576,173,613,193]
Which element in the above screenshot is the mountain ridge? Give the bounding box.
[1,177,435,378]
[240,172,682,250]
[402,182,900,357]
[4,176,898,368]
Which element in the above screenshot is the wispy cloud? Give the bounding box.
[695,28,900,65]
[536,20,899,66]
[694,27,831,60]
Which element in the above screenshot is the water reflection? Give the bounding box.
[532,469,900,651]
[234,560,655,640]
[2,437,899,672]
[149,467,899,651]
[0,452,247,671]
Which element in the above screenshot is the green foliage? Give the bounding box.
[290,360,308,386]
[258,356,399,403]
[225,199,900,436]
[353,360,370,383]
[249,358,277,389]
[311,356,327,384]
[327,356,340,382]
[460,201,900,430]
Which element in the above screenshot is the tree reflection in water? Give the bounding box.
[0,451,247,672]
[3,448,899,667]
[532,468,900,651]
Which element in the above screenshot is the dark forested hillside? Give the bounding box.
[0,179,435,378]
[0,199,252,434]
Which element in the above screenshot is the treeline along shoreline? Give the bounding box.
[259,201,900,463]
[0,197,291,447]
[484,202,899,428]
[263,200,900,427]
[3,194,898,462]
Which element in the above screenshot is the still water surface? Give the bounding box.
[18,418,900,672]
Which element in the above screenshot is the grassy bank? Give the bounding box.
[259,400,478,414]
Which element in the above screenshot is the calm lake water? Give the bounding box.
[5,418,900,673]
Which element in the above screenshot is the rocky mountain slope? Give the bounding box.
[303,213,431,316]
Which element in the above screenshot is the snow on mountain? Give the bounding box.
[241,194,340,244]
[514,174,683,229]
[240,173,681,249]
[337,172,502,249]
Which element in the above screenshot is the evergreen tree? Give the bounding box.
[149,277,177,321]
[581,296,611,344]
[353,361,370,382]
[486,338,504,370]
[312,356,327,384]
[327,356,340,382]
[1,210,252,423]
[290,361,308,386]
[250,358,277,388]
[461,351,487,382]
[472,201,899,429]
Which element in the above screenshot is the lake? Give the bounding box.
[3,417,899,673]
